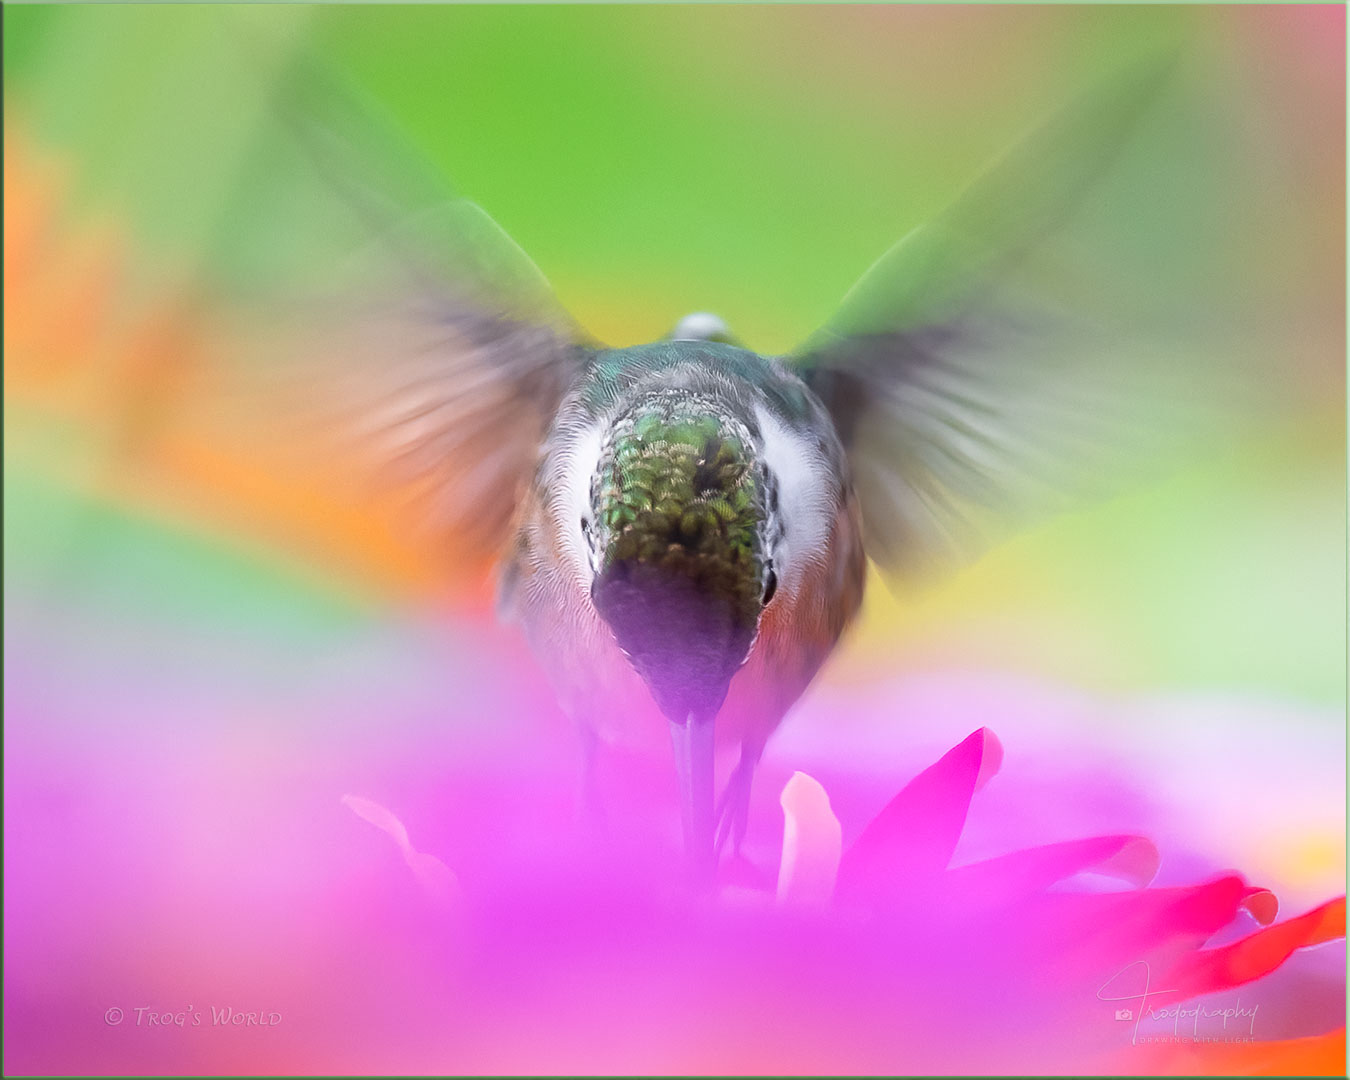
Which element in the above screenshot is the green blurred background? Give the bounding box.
[4,4,1344,709]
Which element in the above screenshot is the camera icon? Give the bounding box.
[1114,1009,1133,1021]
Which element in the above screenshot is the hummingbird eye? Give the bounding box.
[580,515,591,535]
[762,567,778,606]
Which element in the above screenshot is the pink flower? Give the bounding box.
[342,727,1345,1075]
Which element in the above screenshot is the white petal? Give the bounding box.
[777,771,842,908]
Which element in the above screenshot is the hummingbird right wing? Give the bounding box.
[788,50,1274,584]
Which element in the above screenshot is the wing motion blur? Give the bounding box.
[791,52,1259,583]
[248,37,596,570]
[7,7,598,599]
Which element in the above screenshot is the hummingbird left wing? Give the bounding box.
[280,200,594,571]
[234,23,599,578]
[6,6,595,602]
[788,50,1275,583]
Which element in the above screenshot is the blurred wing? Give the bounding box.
[6,6,594,599]
[276,201,593,569]
[792,51,1252,582]
[247,38,595,570]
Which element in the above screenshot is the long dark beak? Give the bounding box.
[669,712,716,876]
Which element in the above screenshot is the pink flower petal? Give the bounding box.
[776,771,842,908]
[343,793,460,907]
[1159,896,1346,999]
[1240,886,1279,927]
[945,834,1161,903]
[1012,874,1268,977]
[836,727,1002,904]
[342,794,412,851]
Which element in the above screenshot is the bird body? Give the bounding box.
[498,340,866,761]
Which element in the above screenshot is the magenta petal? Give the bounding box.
[1240,886,1279,926]
[343,793,460,907]
[1159,896,1346,999]
[836,727,1001,903]
[1014,874,1262,975]
[944,834,1160,905]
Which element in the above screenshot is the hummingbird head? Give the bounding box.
[585,396,777,725]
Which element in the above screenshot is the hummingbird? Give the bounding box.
[285,53,1210,870]
[495,320,868,869]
